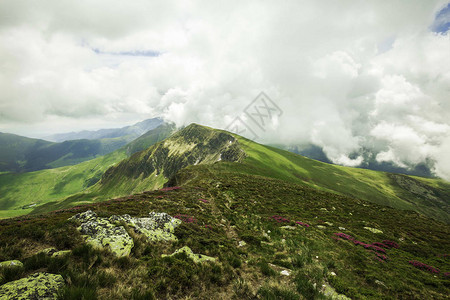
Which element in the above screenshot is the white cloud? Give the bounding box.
[0,0,449,179]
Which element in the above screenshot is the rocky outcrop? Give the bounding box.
[69,210,181,257]
[0,272,64,300]
[0,260,23,268]
[162,246,216,263]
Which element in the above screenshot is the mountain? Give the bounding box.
[26,124,450,225]
[0,124,448,299]
[0,132,125,172]
[0,123,176,218]
[46,118,164,142]
[0,119,168,173]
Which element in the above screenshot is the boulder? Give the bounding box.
[38,248,57,256]
[51,250,71,258]
[162,246,216,263]
[0,272,64,300]
[321,283,351,300]
[69,210,181,257]
[0,260,23,268]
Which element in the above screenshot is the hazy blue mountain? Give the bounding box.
[46,118,164,142]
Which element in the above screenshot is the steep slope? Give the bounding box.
[46,118,163,142]
[92,123,245,200]
[0,124,175,218]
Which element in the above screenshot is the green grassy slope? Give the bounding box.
[0,125,175,218]
[0,150,128,218]
[0,164,448,299]
[228,136,450,223]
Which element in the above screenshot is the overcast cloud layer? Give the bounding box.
[0,1,450,179]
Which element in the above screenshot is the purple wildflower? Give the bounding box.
[295,221,310,228]
[408,260,440,274]
[382,240,399,249]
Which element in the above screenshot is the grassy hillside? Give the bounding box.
[232,136,450,223]
[0,164,448,299]
[2,124,449,224]
[0,125,175,219]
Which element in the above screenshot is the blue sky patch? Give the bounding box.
[431,3,450,33]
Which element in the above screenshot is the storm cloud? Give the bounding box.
[0,0,449,179]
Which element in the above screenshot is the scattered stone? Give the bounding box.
[162,246,216,263]
[52,250,71,258]
[39,248,57,256]
[280,225,297,230]
[0,260,23,268]
[0,272,64,300]
[238,241,247,247]
[321,283,351,300]
[330,271,337,276]
[317,225,326,229]
[69,210,181,257]
[280,270,290,276]
[338,227,346,231]
[375,279,387,288]
[364,227,383,234]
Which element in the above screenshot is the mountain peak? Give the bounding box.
[98,123,245,196]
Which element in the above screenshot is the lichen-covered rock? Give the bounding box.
[364,226,383,234]
[162,246,216,263]
[321,283,351,300]
[51,250,71,258]
[38,248,57,256]
[69,210,181,257]
[0,260,23,268]
[0,272,64,300]
[69,210,97,222]
[79,218,134,257]
[108,211,181,242]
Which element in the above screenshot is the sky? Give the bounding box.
[0,1,450,179]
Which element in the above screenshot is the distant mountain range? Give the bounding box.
[0,118,165,173]
[45,118,164,142]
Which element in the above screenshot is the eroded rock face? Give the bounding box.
[0,272,64,300]
[69,210,181,257]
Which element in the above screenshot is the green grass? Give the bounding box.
[0,164,448,299]
[228,135,450,223]
[0,125,174,218]
[0,150,127,214]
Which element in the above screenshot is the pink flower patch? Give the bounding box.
[409,260,440,274]
[295,221,310,228]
